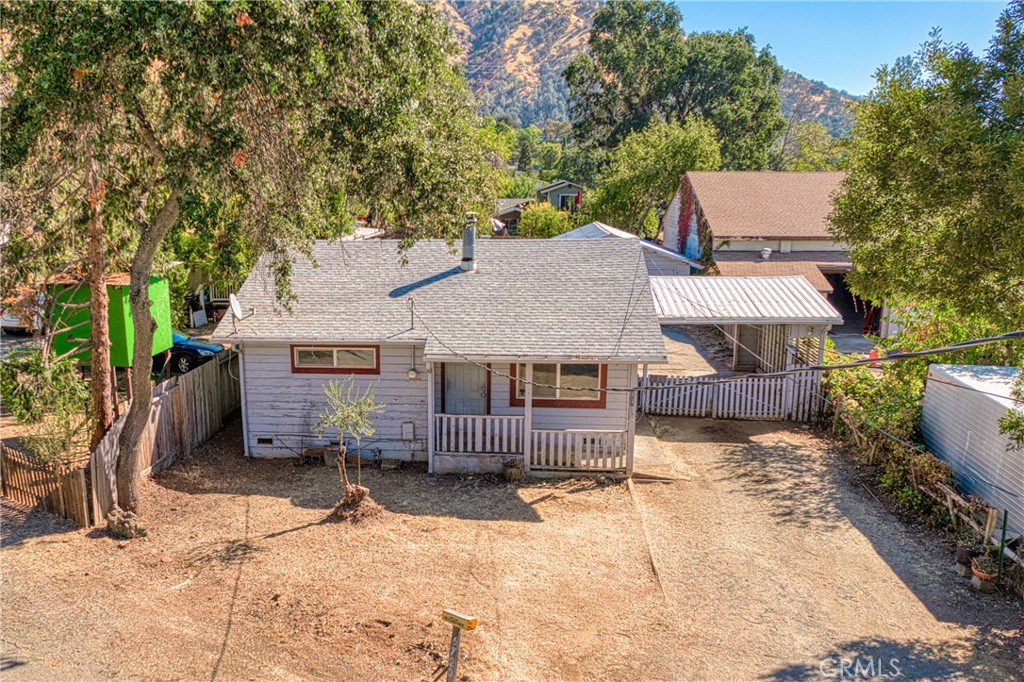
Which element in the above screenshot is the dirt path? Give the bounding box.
[632,417,1023,681]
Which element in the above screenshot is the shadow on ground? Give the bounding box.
[651,417,1024,632]
[0,500,80,548]
[763,633,1023,682]
[152,420,544,522]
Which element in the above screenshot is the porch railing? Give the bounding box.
[530,429,628,472]
[434,414,524,455]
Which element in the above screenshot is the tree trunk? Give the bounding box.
[115,189,182,512]
[336,446,368,507]
[87,160,115,449]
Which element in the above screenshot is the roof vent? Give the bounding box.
[460,214,478,272]
[761,247,772,260]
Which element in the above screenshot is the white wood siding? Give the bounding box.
[713,238,848,252]
[242,343,428,460]
[643,251,691,277]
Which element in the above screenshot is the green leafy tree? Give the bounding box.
[535,142,562,173]
[564,0,784,170]
[831,4,1024,330]
[3,0,495,515]
[772,121,845,171]
[518,203,573,238]
[499,174,538,199]
[589,118,720,235]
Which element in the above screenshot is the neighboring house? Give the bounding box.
[922,364,1023,540]
[493,197,531,236]
[554,221,700,277]
[213,234,666,476]
[659,171,886,337]
[537,179,584,211]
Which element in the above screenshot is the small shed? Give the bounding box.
[649,275,842,371]
[50,275,173,367]
[922,364,1023,539]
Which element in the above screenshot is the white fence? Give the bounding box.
[530,429,628,472]
[434,414,524,455]
[640,370,823,422]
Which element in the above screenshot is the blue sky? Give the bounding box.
[676,2,1008,95]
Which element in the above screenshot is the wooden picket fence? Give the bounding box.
[0,445,91,527]
[1,350,240,527]
[639,369,823,422]
[90,350,240,524]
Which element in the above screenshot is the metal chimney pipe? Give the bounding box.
[460,214,478,271]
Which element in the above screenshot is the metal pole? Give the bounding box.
[446,625,462,682]
[997,509,1009,586]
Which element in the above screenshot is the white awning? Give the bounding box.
[650,275,843,326]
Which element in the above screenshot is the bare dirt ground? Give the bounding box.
[2,417,1022,681]
[633,417,1023,681]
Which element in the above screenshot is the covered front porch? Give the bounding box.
[425,360,635,476]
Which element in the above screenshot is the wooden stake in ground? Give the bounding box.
[432,610,477,682]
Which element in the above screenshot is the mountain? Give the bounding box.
[434,0,599,125]
[779,71,857,137]
[433,0,856,136]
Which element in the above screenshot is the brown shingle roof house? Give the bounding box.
[659,171,851,294]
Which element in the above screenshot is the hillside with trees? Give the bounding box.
[436,0,855,135]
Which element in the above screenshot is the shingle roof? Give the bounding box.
[554,221,701,268]
[687,171,846,239]
[213,239,667,363]
[495,197,530,216]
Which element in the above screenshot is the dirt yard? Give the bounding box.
[2,418,1022,681]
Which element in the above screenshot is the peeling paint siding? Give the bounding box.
[922,369,1023,538]
[242,343,428,460]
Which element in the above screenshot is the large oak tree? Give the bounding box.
[3,0,497,514]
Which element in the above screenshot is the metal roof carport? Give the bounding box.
[648,275,843,372]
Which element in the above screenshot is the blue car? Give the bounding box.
[154,331,225,376]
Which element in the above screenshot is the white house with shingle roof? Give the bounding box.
[213,233,666,476]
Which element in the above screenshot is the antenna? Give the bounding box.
[228,293,254,335]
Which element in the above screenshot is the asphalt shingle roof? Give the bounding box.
[688,171,847,240]
[214,239,667,363]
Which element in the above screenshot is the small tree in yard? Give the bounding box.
[314,379,385,514]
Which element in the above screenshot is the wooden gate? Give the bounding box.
[1,445,90,527]
[640,370,823,421]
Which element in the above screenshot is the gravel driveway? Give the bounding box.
[631,417,1023,681]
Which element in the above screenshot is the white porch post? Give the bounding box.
[523,362,533,474]
[640,363,649,414]
[427,361,435,474]
[626,364,637,475]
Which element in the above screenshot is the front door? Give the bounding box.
[445,363,488,414]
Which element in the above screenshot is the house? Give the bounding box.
[493,197,531,235]
[659,171,887,340]
[536,179,583,211]
[922,364,1023,540]
[212,232,666,476]
[553,221,700,277]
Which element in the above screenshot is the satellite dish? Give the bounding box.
[229,293,244,320]
[228,293,254,335]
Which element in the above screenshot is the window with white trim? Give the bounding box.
[292,346,377,372]
[516,363,601,400]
